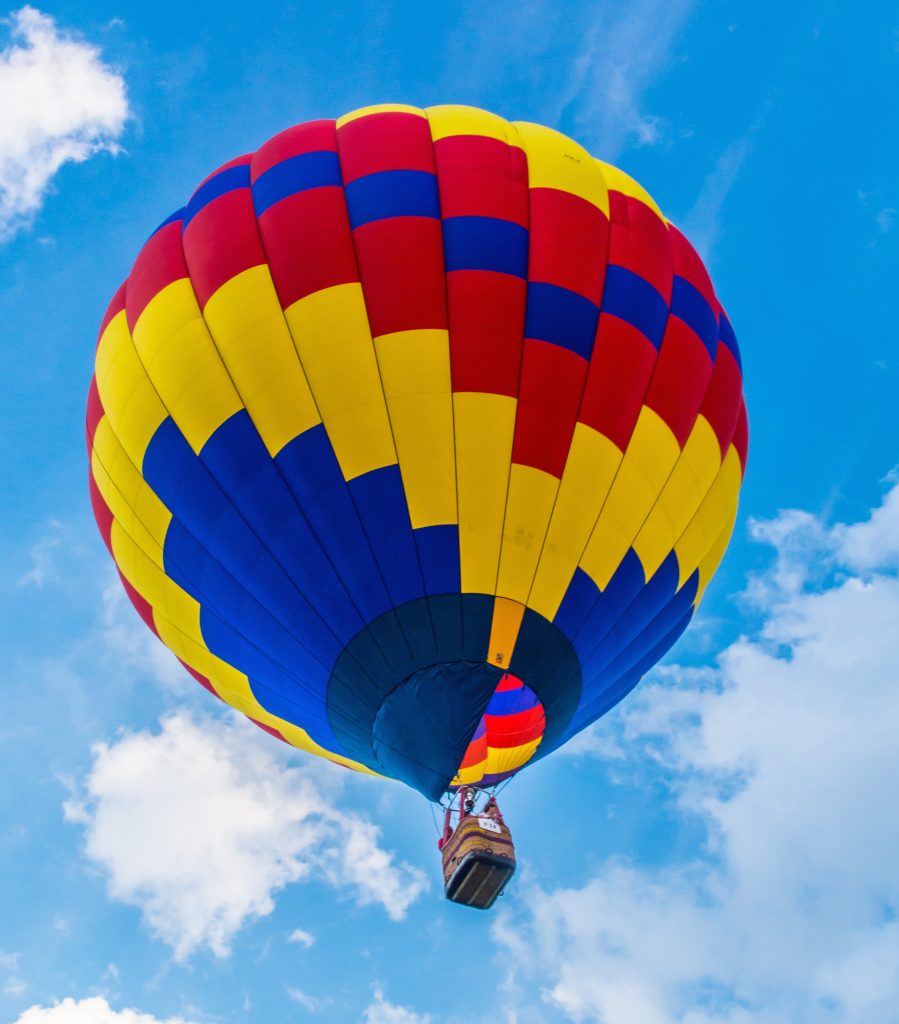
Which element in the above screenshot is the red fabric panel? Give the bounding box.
[528,188,608,303]
[645,318,714,446]
[251,120,337,179]
[179,659,220,698]
[118,569,159,637]
[484,705,546,748]
[98,280,127,343]
[351,217,447,336]
[608,192,672,299]
[701,344,743,456]
[85,376,104,453]
[183,189,265,308]
[446,270,525,396]
[512,340,587,478]
[433,134,528,225]
[733,401,749,473]
[458,731,488,769]
[125,222,188,331]
[259,186,359,308]
[88,473,113,553]
[337,111,436,182]
[668,223,715,307]
[579,315,658,451]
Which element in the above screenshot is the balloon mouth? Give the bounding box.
[325,594,582,801]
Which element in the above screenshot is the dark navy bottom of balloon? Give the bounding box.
[326,594,582,800]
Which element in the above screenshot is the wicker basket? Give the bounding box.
[441,814,516,910]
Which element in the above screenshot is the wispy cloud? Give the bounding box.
[494,479,899,1023]
[680,128,756,264]
[0,6,128,240]
[558,0,695,159]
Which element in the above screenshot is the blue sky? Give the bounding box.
[2,2,899,1022]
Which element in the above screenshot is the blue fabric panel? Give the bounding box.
[144,418,343,672]
[670,276,718,360]
[461,593,494,663]
[428,593,464,665]
[344,169,440,229]
[275,423,392,624]
[581,552,680,677]
[600,265,669,348]
[510,609,582,754]
[183,164,251,229]
[163,517,341,671]
[251,151,343,216]
[200,412,362,643]
[414,523,461,596]
[149,208,184,240]
[487,686,541,717]
[553,567,601,645]
[442,216,528,278]
[524,281,599,361]
[596,571,698,685]
[371,661,504,800]
[347,464,425,608]
[718,312,742,372]
[555,549,646,660]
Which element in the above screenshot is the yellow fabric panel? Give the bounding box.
[426,104,511,143]
[529,423,623,619]
[452,392,517,595]
[374,329,456,528]
[487,597,525,668]
[336,103,424,128]
[451,736,542,787]
[674,445,743,589]
[109,519,204,645]
[580,407,681,590]
[695,501,739,605]
[131,279,243,454]
[91,420,171,567]
[496,464,559,604]
[595,159,666,220]
[94,310,167,466]
[633,415,722,581]
[284,283,396,480]
[201,266,321,456]
[487,736,542,778]
[512,121,610,216]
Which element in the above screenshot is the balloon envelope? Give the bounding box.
[87,104,747,801]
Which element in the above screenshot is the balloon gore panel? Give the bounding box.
[87,104,747,799]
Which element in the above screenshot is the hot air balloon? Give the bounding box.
[86,104,747,909]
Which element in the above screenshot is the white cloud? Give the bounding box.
[361,989,430,1024]
[11,997,193,1024]
[494,482,899,1023]
[0,6,128,239]
[287,927,315,948]
[559,0,694,158]
[65,712,427,960]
